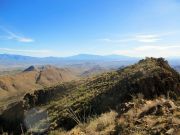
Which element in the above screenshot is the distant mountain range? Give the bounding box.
[0,53,137,61]
[0,53,139,69]
[0,53,179,69]
[64,54,137,60]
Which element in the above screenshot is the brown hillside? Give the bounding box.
[0,65,78,101]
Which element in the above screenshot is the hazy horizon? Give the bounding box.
[0,0,180,57]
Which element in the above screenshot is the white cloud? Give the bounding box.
[16,37,34,43]
[99,32,179,43]
[114,45,180,58]
[0,26,34,43]
[134,34,161,43]
[99,38,135,43]
[0,48,55,57]
[0,48,50,53]
[99,34,161,43]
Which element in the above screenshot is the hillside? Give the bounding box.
[80,65,108,77]
[0,65,78,101]
[0,58,180,134]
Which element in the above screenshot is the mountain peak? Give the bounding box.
[137,57,177,72]
[139,57,167,64]
[23,65,37,72]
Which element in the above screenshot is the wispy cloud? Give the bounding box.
[0,48,55,57]
[99,32,177,43]
[0,26,34,43]
[114,45,180,57]
[0,48,50,53]
[99,38,136,43]
[134,34,161,43]
[99,34,160,43]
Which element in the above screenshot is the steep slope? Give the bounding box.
[35,65,78,86]
[23,58,180,133]
[0,65,78,101]
[0,58,180,134]
[0,53,138,69]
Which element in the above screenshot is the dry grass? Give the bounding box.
[49,110,118,135]
[49,97,180,135]
[118,97,180,135]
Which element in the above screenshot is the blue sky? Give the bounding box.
[0,0,180,57]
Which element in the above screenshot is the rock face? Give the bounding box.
[0,58,180,134]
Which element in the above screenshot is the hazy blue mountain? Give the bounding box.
[0,54,37,61]
[0,53,136,61]
[0,54,180,69]
[0,53,179,70]
[0,53,138,68]
[65,54,137,61]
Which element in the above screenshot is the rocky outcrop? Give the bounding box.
[117,58,180,99]
[118,97,180,135]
